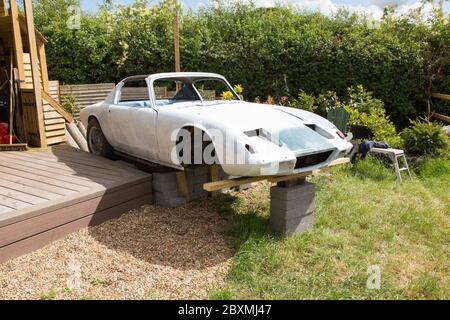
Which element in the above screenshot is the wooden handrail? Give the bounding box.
[42,90,74,123]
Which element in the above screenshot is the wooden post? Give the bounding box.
[173,15,181,73]
[176,171,189,199]
[23,0,47,147]
[0,0,6,16]
[209,165,221,198]
[10,0,26,88]
[38,43,49,92]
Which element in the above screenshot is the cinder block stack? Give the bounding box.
[152,172,187,208]
[270,181,316,236]
[184,166,211,200]
[152,165,213,208]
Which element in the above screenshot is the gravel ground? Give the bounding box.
[0,201,234,300]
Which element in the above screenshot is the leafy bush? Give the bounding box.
[401,119,449,157]
[346,105,402,148]
[61,92,80,116]
[290,90,317,112]
[347,85,385,114]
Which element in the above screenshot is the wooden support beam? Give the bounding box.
[432,93,450,101]
[23,0,47,148]
[38,43,49,92]
[42,91,74,123]
[209,165,221,198]
[176,171,189,199]
[18,14,48,45]
[0,0,6,16]
[10,0,26,88]
[203,158,351,192]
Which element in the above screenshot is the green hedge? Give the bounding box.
[34,0,449,127]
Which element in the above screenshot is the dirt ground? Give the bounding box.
[0,202,234,300]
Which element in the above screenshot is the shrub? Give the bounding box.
[346,105,403,147]
[347,85,385,114]
[290,90,317,112]
[401,119,449,157]
[344,86,403,147]
[61,92,80,116]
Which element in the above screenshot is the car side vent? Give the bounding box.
[305,124,334,139]
[295,151,334,169]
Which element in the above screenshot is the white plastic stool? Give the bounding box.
[370,148,412,183]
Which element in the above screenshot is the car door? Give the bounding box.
[107,79,159,161]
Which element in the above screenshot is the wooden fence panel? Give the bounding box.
[59,83,115,118]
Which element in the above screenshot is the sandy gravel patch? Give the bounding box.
[0,202,234,300]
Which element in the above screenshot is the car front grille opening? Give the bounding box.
[295,151,334,169]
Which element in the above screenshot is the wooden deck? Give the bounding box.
[0,145,153,263]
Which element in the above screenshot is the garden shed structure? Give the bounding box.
[0,0,72,148]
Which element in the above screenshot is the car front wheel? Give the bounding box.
[87,119,113,158]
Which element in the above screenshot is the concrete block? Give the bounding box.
[191,183,209,200]
[193,165,209,177]
[270,194,315,220]
[185,171,210,185]
[271,182,316,202]
[269,181,316,236]
[153,172,178,184]
[270,213,314,236]
[154,192,187,208]
[157,197,187,208]
[153,179,180,193]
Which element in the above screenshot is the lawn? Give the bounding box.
[209,156,450,300]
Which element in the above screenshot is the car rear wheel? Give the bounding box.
[87,119,113,158]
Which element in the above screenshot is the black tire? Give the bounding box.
[87,119,113,158]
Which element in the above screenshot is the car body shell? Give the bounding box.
[81,72,353,177]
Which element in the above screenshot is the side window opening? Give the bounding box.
[153,79,201,106]
[118,80,150,107]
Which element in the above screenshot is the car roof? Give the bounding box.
[121,72,226,83]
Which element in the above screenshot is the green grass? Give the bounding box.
[209,156,450,300]
[40,289,57,300]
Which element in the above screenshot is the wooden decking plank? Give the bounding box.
[14,150,134,177]
[4,152,129,179]
[0,182,152,247]
[0,186,48,205]
[0,153,120,183]
[0,195,31,210]
[0,161,108,189]
[0,179,63,201]
[0,205,14,214]
[0,173,77,196]
[51,146,146,175]
[0,175,152,228]
[0,166,92,192]
[0,195,151,264]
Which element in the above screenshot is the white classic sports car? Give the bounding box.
[80,72,352,177]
